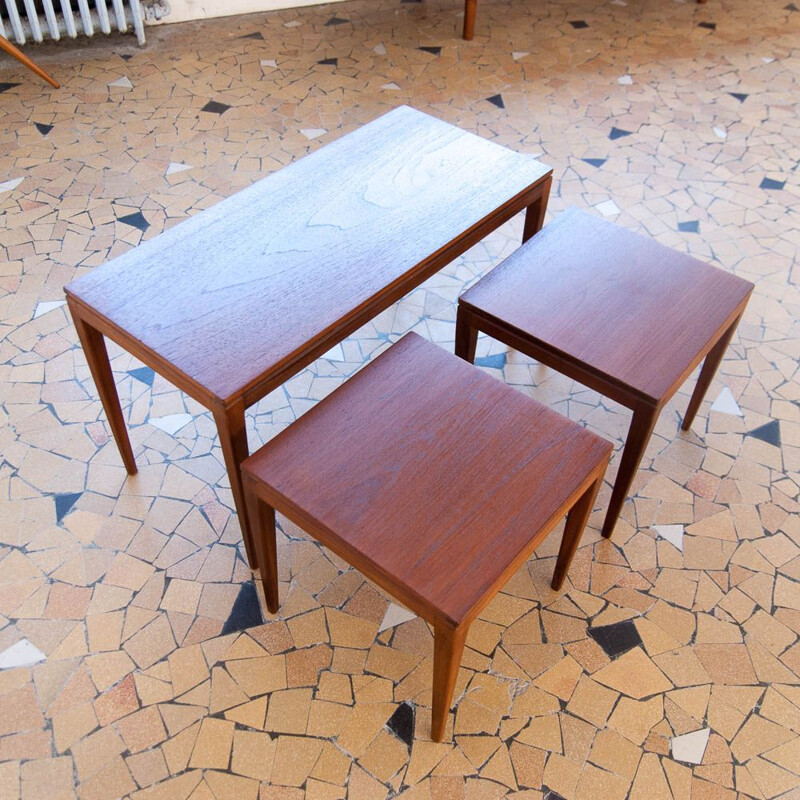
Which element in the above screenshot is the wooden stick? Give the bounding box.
[0,34,60,88]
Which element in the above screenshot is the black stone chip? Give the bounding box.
[475,353,507,369]
[587,619,643,659]
[760,177,785,191]
[128,367,155,386]
[609,126,632,140]
[118,211,150,232]
[387,702,414,748]
[55,492,82,523]
[747,420,781,448]
[201,100,231,114]
[221,582,264,635]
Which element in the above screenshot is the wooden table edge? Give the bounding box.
[243,446,610,632]
[458,289,753,411]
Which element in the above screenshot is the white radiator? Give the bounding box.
[1,0,146,46]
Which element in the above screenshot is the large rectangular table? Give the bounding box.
[64,105,552,568]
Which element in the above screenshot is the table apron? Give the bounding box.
[66,293,218,410]
[461,305,648,409]
[462,291,749,414]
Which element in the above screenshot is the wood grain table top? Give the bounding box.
[460,207,754,404]
[64,106,551,405]
[242,333,610,627]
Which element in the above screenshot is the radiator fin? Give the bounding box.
[1,0,145,45]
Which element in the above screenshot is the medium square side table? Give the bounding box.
[242,332,611,740]
[456,207,754,538]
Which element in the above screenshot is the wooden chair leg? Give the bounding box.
[462,0,477,40]
[0,35,60,88]
[601,402,659,539]
[69,308,137,476]
[455,305,478,363]
[213,401,258,569]
[681,313,742,432]
[245,486,279,614]
[522,176,552,243]
[552,475,604,591]
[431,621,468,742]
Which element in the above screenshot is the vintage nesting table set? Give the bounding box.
[64,106,754,742]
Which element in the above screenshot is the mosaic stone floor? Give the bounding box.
[1,0,800,797]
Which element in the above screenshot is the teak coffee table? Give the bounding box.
[456,208,754,538]
[241,333,611,741]
[64,106,552,567]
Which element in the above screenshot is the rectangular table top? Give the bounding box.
[243,333,611,627]
[65,106,551,405]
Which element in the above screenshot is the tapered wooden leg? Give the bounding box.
[69,308,137,475]
[432,620,468,742]
[601,402,659,539]
[245,486,279,613]
[681,314,742,432]
[522,176,552,243]
[455,306,478,363]
[462,0,477,40]
[0,35,60,88]
[552,475,604,590]
[213,401,257,569]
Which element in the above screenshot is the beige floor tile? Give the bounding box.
[189,718,234,770]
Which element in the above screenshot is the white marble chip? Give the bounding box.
[762,57,775,64]
[710,386,743,416]
[34,300,66,319]
[713,127,728,139]
[381,82,401,91]
[149,413,193,436]
[0,177,24,193]
[260,59,278,68]
[283,20,301,27]
[512,51,529,61]
[373,43,387,55]
[108,76,133,89]
[301,128,327,140]
[618,75,633,85]
[379,603,417,633]
[0,639,46,669]
[595,199,621,216]
[323,344,345,362]
[653,524,684,552]
[672,728,710,764]
[166,162,193,176]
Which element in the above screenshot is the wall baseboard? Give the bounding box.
[146,0,346,26]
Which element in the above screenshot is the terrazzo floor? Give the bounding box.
[1,0,799,797]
